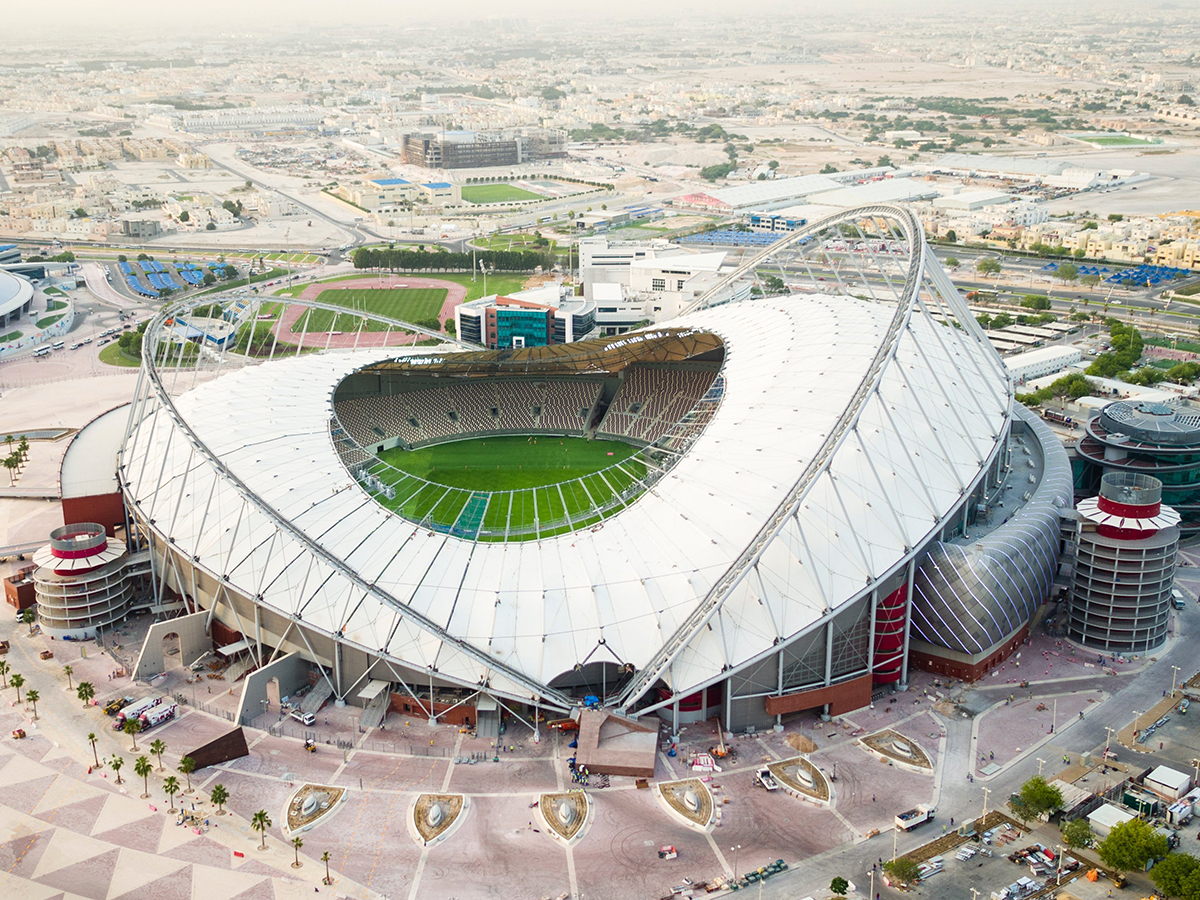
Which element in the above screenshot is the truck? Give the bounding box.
[138,703,178,731]
[113,696,162,730]
[1173,589,1186,610]
[896,805,935,831]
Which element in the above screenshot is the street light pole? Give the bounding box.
[1172,665,1181,698]
[981,786,991,822]
[1133,710,1142,736]
[1037,757,1045,777]
[731,845,740,883]
[892,825,898,863]
[1105,726,1117,759]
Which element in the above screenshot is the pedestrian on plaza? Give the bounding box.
[990,751,994,760]
[872,794,876,802]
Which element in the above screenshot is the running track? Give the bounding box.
[272,277,468,349]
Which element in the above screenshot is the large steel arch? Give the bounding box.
[618,204,1013,710]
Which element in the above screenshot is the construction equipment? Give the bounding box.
[304,739,317,753]
[710,717,729,758]
[12,729,26,739]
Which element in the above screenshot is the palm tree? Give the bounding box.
[19,609,35,635]
[150,738,167,771]
[178,756,196,792]
[163,775,180,812]
[3,456,17,487]
[321,850,332,885]
[210,783,229,815]
[62,665,73,691]
[291,835,303,868]
[26,689,39,720]
[17,437,28,462]
[87,733,100,768]
[11,673,25,703]
[109,755,125,784]
[251,810,272,851]
[124,718,141,751]
[135,756,152,798]
[77,681,95,708]
[0,660,9,687]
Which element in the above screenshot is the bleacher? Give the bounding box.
[597,367,717,445]
[334,379,602,450]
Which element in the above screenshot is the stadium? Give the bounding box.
[117,205,1071,737]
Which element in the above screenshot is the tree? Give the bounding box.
[11,673,25,703]
[0,660,9,688]
[150,738,167,771]
[163,775,180,812]
[26,689,39,720]
[976,258,1002,275]
[124,718,142,751]
[210,783,229,815]
[1099,818,1170,875]
[1082,274,1101,288]
[179,210,190,223]
[1151,851,1200,897]
[991,312,1015,329]
[202,271,216,285]
[3,456,17,486]
[62,665,73,691]
[178,756,196,792]
[291,835,304,868]
[945,256,960,268]
[883,857,921,885]
[20,608,36,634]
[321,850,332,885]
[1021,294,1052,310]
[252,810,272,850]
[206,222,216,231]
[109,754,125,785]
[830,876,849,896]
[1057,263,1079,282]
[74,207,86,218]
[135,755,153,798]
[87,732,100,768]
[1008,776,1064,825]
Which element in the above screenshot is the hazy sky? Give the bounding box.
[8,0,1176,43]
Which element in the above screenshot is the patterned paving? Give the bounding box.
[0,708,340,900]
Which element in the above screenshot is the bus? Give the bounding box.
[51,341,65,350]
[33,347,51,357]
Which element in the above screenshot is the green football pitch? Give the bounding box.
[461,183,543,204]
[373,435,646,538]
[291,288,447,333]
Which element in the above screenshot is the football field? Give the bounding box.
[374,435,646,538]
[291,288,447,333]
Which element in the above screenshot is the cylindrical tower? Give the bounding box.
[872,584,907,684]
[32,523,131,639]
[1068,473,1180,652]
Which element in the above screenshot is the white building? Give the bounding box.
[1088,804,1136,838]
[1146,766,1193,802]
[1006,347,1083,384]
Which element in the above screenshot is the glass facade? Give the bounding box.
[493,308,550,349]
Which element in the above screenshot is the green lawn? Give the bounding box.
[45,299,67,311]
[474,233,557,252]
[0,330,21,343]
[1076,135,1156,147]
[462,184,543,204]
[291,288,449,333]
[99,343,140,367]
[36,315,64,329]
[373,435,646,538]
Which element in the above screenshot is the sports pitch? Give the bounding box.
[373,435,647,537]
[461,184,543,204]
[291,288,448,333]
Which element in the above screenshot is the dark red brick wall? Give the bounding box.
[61,493,125,536]
[764,673,874,717]
[908,626,1029,682]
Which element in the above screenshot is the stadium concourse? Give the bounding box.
[109,204,1070,743]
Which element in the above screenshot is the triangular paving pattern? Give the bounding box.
[187,867,270,900]
[30,827,112,880]
[105,847,189,899]
[0,751,55,786]
[109,864,193,900]
[156,816,201,856]
[33,795,109,835]
[222,879,276,900]
[228,859,284,878]
[3,775,60,817]
[92,814,165,855]
[89,794,158,838]
[36,846,120,900]
[165,834,234,869]
[0,828,56,881]
[31,776,107,817]
[0,873,67,900]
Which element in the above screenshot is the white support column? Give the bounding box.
[900,556,917,690]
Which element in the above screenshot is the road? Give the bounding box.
[753,595,1200,899]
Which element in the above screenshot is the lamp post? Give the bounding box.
[981,786,991,822]
[1105,726,1117,760]
[1037,757,1045,777]
[892,825,898,863]
[1172,665,1181,698]
[730,845,741,883]
[1133,710,1142,735]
